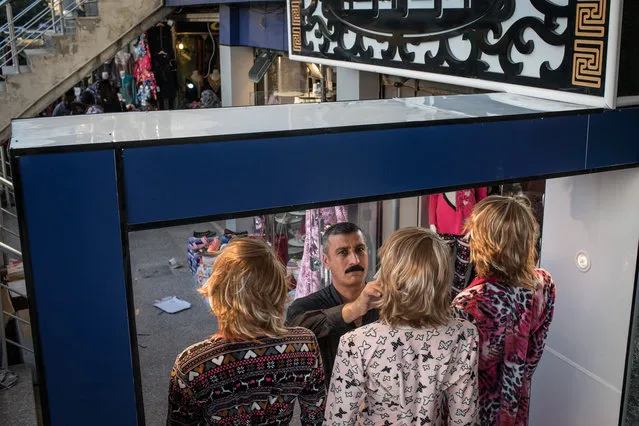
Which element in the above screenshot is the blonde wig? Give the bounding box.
[198,238,289,339]
[465,195,540,290]
[377,227,452,328]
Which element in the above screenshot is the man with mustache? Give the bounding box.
[286,222,382,382]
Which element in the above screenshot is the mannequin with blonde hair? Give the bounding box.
[168,238,326,425]
[326,227,478,425]
[452,195,556,425]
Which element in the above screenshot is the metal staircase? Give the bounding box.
[0,0,172,141]
[0,141,28,376]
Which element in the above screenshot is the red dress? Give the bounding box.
[451,269,556,425]
[428,188,488,235]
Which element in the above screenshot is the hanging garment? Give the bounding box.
[114,51,135,78]
[428,188,488,235]
[273,233,289,267]
[120,74,137,106]
[134,33,158,109]
[153,52,178,108]
[296,206,348,299]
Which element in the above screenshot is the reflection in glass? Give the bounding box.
[129,181,546,424]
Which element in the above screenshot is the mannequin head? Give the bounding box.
[190,70,203,84]
[466,195,539,289]
[208,69,221,91]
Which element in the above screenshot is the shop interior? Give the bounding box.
[250,50,485,106]
[129,180,548,425]
[38,3,486,116]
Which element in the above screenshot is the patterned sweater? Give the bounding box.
[452,269,556,426]
[325,320,479,425]
[167,327,326,425]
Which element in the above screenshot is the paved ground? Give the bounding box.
[0,364,38,426]
[130,221,221,426]
[624,334,639,425]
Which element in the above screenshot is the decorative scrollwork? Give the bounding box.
[291,0,608,94]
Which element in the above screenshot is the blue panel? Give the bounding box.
[19,151,137,425]
[239,6,287,51]
[587,108,639,169]
[125,115,588,225]
[219,4,240,46]
[220,4,287,50]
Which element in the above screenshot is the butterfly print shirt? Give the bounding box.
[167,327,326,425]
[452,269,556,426]
[325,320,479,425]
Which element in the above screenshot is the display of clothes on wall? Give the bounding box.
[428,188,488,235]
[296,206,348,299]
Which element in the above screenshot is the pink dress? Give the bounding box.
[451,269,556,425]
[428,189,488,235]
[296,206,348,299]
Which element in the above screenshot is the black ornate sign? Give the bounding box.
[288,0,610,96]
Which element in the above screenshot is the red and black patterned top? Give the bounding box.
[167,327,326,425]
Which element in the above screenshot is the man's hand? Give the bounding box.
[342,281,383,324]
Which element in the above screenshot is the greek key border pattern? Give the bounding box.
[572,0,606,88]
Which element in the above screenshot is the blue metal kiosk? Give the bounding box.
[9,93,639,425]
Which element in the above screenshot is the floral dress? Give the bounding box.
[452,269,556,425]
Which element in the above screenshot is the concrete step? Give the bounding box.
[42,32,74,50]
[0,81,6,93]
[24,48,56,68]
[0,65,31,76]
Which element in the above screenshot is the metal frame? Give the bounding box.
[618,96,639,107]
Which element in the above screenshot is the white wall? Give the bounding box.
[531,168,639,425]
[336,68,379,101]
[220,45,254,107]
[380,196,420,240]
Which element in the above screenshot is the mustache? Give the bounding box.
[345,265,365,274]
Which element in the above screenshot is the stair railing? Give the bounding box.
[0,0,96,72]
[0,143,30,371]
